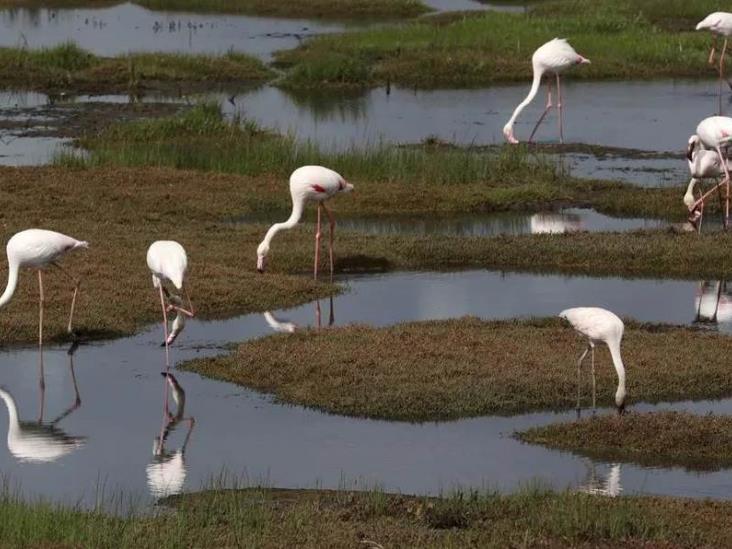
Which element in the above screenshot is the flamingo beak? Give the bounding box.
[257,255,266,273]
[616,402,626,417]
[503,126,519,144]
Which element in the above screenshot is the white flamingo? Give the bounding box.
[559,307,627,415]
[256,166,353,280]
[503,38,590,144]
[146,241,195,367]
[696,12,732,113]
[0,229,88,348]
[684,134,732,229]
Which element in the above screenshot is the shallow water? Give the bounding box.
[238,208,668,237]
[1,269,732,509]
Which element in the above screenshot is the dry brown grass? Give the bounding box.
[183,317,732,420]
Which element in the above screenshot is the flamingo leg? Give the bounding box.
[158,285,171,369]
[52,263,81,335]
[556,73,564,144]
[528,78,553,144]
[322,203,336,282]
[591,345,596,411]
[720,39,729,115]
[314,203,322,280]
[37,270,44,350]
[715,145,731,228]
[575,344,590,414]
[710,35,718,65]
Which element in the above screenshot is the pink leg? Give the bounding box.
[38,270,44,351]
[322,203,336,282]
[166,283,195,319]
[528,79,553,143]
[53,263,81,334]
[556,73,564,144]
[710,35,718,65]
[314,204,322,280]
[716,145,731,228]
[158,285,170,368]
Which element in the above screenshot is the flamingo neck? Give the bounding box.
[607,339,626,406]
[505,67,545,131]
[0,389,20,435]
[0,260,19,309]
[259,195,305,250]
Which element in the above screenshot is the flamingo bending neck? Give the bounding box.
[607,339,626,408]
[503,68,544,143]
[0,260,20,309]
[257,195,305,258]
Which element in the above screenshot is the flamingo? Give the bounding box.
[0,229,88,348]
[696,12,732,113]
[687,117,732,228]
[503,38,590,144]
[684,134,732,229]
[256,165,353,280]
[146,241,195,368]
[559,307,627,415]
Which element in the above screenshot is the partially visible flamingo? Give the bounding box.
[146,241,195,368]
[687,116,732,228]
[559,307,627,415]
[0,229,88,348]
[684,133,732,229]
[503,38,590,144]
[696,12,732,113]
[256,165,353,280]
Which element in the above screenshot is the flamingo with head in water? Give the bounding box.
[559,307,627,416]
[0,229,88,348]
[256,165,353,280]
[146,241,195,368]
[503,38,590,145]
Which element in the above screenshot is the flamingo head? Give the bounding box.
[256,242,269,273]
[339,179,354,193]
[687,134,700,162]
[502,124,519,144]
[576,55,591,65]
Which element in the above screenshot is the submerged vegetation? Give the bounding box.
[0,0,429,19]
[274,0,719,88]
[0,42,272,93]
[5,485,732,547]
[519,411,732,471]
[182,317,732,421]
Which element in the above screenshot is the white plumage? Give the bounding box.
[559,307,627,412]
[147,240,188,290]
[696,12,732,36]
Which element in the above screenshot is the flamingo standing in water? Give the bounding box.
[559,307,627,415]
[256,166,353,280]
[0,229,88,348]
[146,241,195,368]
[696,12,732,113]
[687,116,732,229]
[684,133,732,229]
[503,38,590,144]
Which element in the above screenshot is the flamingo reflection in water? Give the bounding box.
[0,346,85,463]
[530,213,583,234]
[577,462,622,497]
[263,296,335,333]
[147,372,195,498]
[694,281,732,326]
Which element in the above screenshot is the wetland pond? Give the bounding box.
[2,269,732,510]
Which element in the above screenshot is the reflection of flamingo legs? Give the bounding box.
[38,348,82,425]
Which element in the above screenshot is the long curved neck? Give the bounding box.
[260,195,305,250]
[0,389,20,435]
[0,259,19,308]
[607,340,626,402]
[506,67,544,129]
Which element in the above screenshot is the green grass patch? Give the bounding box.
[4,485,732,547]
[0,0,430,19]
[274,0,721,88]
[65,104,692,221]
[0,43,272,93]
[519,411,732,471]
[181,318,732,421]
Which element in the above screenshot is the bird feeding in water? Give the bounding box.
[503,38,590,145]
[684,133,732,230]
[256,165,353,280]
[559,307,627,416]
[146,241,195,368]
[0,229,88,349]
[696,12,732,114]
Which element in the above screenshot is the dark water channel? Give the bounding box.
[1,270,732,510]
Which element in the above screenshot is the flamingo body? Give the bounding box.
[695,116,732,150]
[146,240,188,290]
[256,165,353,275]
[696,12,732,36]
[503,38,590,144]
[559,307,627,411]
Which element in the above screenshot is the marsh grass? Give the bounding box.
[274,0,718,88]
[0,43,272,93]
[519,411,732,471]
[181,317,732,421]
[0,0,429,19]
[4,485,732,547]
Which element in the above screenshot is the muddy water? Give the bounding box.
[1,269,731,509]
[237,208,668,237]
